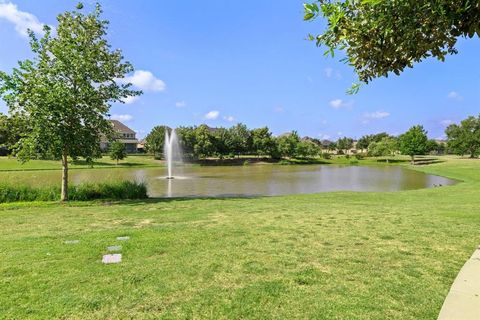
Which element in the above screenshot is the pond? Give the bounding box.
[0,164,456,198]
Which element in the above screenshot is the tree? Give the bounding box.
[368,137,397,161]
[145,125,168,158]
[229,123,251,157]
[326,141,336,152]
[296,139,320,158]
[176,126,196,159]
[426,139,444,155]
[304,1,480,89]
[445,115,480,158]
[357,132,389,151]
[337,137,354,154]
[356,135,372,152]
[0,4,139,201]
[251,127,275,158]
[277,131,300,158]
[398,125,429,164]
[194,125,214,159]
[0,114,9,155]
[109,141,127,164]
[212,127,233,159]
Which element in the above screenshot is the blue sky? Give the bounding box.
[0,1,479,140]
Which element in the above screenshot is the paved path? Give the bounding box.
[438,246,480,320]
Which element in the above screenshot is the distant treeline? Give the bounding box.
[143,115,480,162]
[1,114,479,161]
[145,124,317,160]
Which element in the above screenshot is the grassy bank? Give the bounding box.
[0,154,163,172]
[0,153,441,172]
[0,181,148,202]
[0,158,479,319]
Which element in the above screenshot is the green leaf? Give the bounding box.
[304,12,315,21]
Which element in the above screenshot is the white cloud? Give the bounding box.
[330,99,353,109]
[325,68,341,80]
[447,91,463,101]
[175,101,186,108]
[204,110,219,120]
[120,70,166,92]
[274,106,284,113]
[364,111,390,119]
[223,115,235,122]
[362,110,390,124]
[111,114,133,122]
[121,96,140,105]
[0,2,48,37]
[325,68,333,78]
[440,119,453,126]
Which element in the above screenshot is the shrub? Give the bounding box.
[0,181,148,203]
[278,159,291,165]
[321,152,331,160]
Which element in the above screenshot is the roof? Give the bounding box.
[110,120,136,134]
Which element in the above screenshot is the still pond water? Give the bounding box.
[0,164,456,198]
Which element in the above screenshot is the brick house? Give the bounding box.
[100,120,139,153]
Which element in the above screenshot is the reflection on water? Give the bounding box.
[0,164,456,198]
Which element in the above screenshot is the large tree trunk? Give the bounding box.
[61,152,68,201]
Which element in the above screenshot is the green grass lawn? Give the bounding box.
[0,157,479,319]
[0,153,411,172]
[0,154,163,171]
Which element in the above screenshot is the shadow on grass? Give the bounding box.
[413,159,446,165]
[71,160,151,167]
[375,158,445,165]
[98,195,264,207]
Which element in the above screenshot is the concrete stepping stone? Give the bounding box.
[64,240,80,244]
[116,236,130,241]
[107,245,122,252]
[102,254,122,264]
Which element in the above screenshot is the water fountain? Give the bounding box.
[164,129,182,179]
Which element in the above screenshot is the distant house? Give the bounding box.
[137,139,146,153]
[100,120,139,153]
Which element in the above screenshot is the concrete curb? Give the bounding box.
[438,246,480,319]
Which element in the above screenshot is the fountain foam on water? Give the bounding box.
[164,129,182,179]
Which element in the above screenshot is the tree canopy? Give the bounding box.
[357,132,390,150]
[145,125,168,158]
[337,137,354,153]
[368,137,397,160]
[304,1,480,88]
[398,125,429,163]
[0,3,140,200]
[446,115,480,158]
[109,141,127,164]
[277,131,301,158]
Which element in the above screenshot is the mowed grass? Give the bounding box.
[0,158,479,319]
[0,154,163,171]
